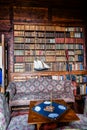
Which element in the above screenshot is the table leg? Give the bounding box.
[37,123,41,130]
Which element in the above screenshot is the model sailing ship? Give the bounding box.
[34,59,50,71]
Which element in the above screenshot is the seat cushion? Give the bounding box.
[7,114,35,130]
[9,92,74,107]
[10,92,57,107]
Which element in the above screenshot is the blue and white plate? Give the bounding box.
[44,101,51,104]
[48,113,59,119]
[58,105,66,110]
[34,106,41,112]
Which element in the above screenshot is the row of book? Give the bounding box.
[76,84,87,95]
[14,63,34,72]
[65,27,83,32]
[14,44,83,51]
[49,62,66,71]
[14,25,83,32]
[46,50,65,55]
[14,56,34,62]
[14,50,67,56]
[75,75,87,83]
[25,38,56,43]
[14,63,25,72]
[55,44,83,49]
[52,75,87,82]
[55,38,84,44]
[14,53,84,63]
[14,31,83,38]
[67,55,84,62]
[14,37,24,43]
[14,31,24,36]
[14,37,84,44]
[14,62,84,72]
[47,62,83,71]
[69,63,83,71]
[14,43,25,49]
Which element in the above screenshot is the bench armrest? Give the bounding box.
[6,82,16,101]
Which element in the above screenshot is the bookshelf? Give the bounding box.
[13,23,87,95]
[14,24,85,72]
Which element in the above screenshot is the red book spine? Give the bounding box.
[55,38,64,43]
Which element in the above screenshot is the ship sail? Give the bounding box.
[42,62,50,69]
[34,60,50,71]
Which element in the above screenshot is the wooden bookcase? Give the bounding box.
[13,23,87,95]
[14,24,85,72]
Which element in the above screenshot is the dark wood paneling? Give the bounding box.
[0,0,86,31]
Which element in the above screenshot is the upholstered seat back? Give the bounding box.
[8,77,74,94]
[6,77,75,107]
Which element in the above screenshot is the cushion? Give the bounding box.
[16,77,53,93]
[9,91,74,107]
[0,93,10,129]
[16,77,73,94]
[7,114,35,130]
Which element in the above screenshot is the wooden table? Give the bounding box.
[28,100,80,130]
